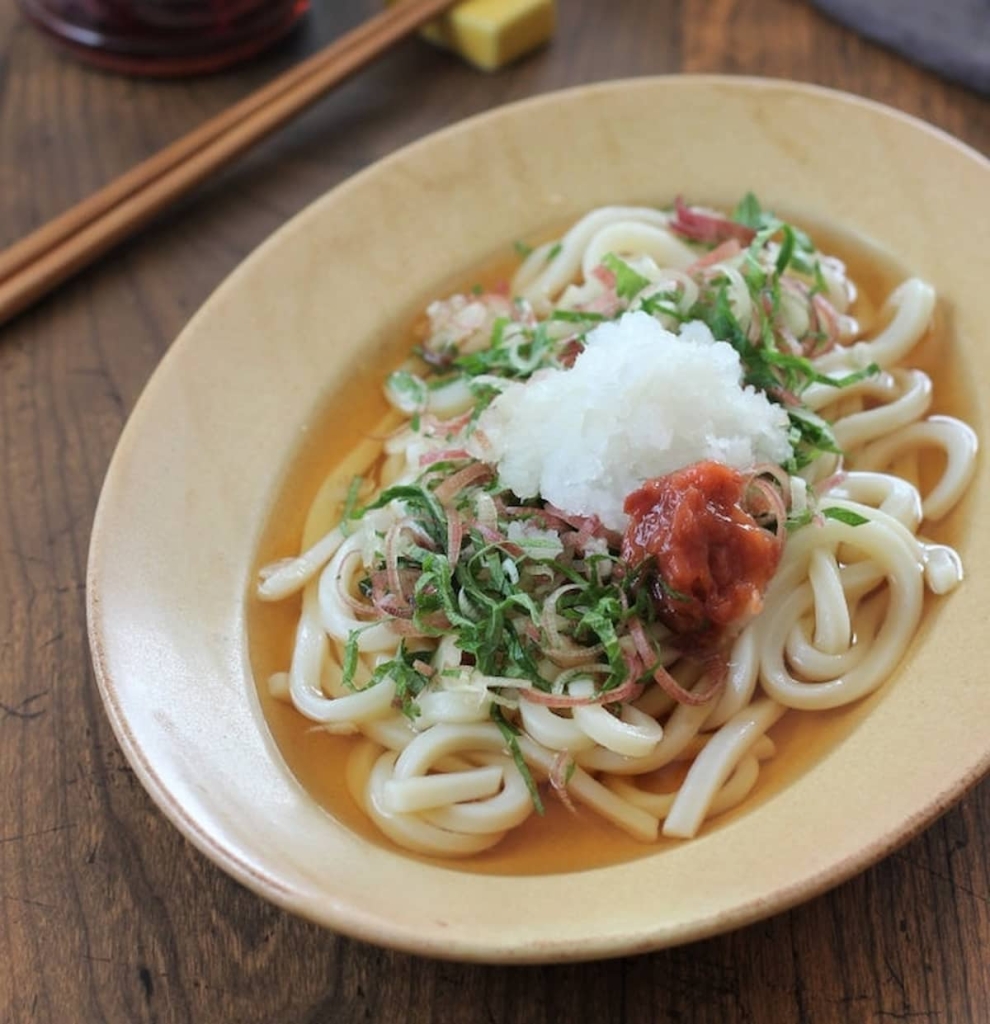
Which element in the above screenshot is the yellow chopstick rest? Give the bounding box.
[392,0,556,71]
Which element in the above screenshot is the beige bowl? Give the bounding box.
[87,77,990,962]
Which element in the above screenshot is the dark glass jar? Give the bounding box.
[18,0,310,76]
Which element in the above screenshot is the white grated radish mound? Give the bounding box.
[469,311,793,531]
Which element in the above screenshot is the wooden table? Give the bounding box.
[2,2,988,1020]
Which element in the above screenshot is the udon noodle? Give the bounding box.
[257,197,977,857]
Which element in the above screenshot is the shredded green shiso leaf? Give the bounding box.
[341,195,874,810]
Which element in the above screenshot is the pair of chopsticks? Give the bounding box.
[0,0,459,329]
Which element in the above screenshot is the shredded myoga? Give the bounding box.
[257,196,977,857]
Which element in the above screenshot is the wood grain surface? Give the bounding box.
[1,2,988,1021]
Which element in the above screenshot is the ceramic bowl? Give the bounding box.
[87,77,990,962]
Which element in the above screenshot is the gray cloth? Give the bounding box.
[811,0,990,95]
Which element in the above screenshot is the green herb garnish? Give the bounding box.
[384,370,428,415]
[822,506,870,527]
[732,191,764,229]
[492,706,544,814]
[601,253,650,301]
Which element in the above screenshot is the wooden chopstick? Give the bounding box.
[0,0,459,328]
